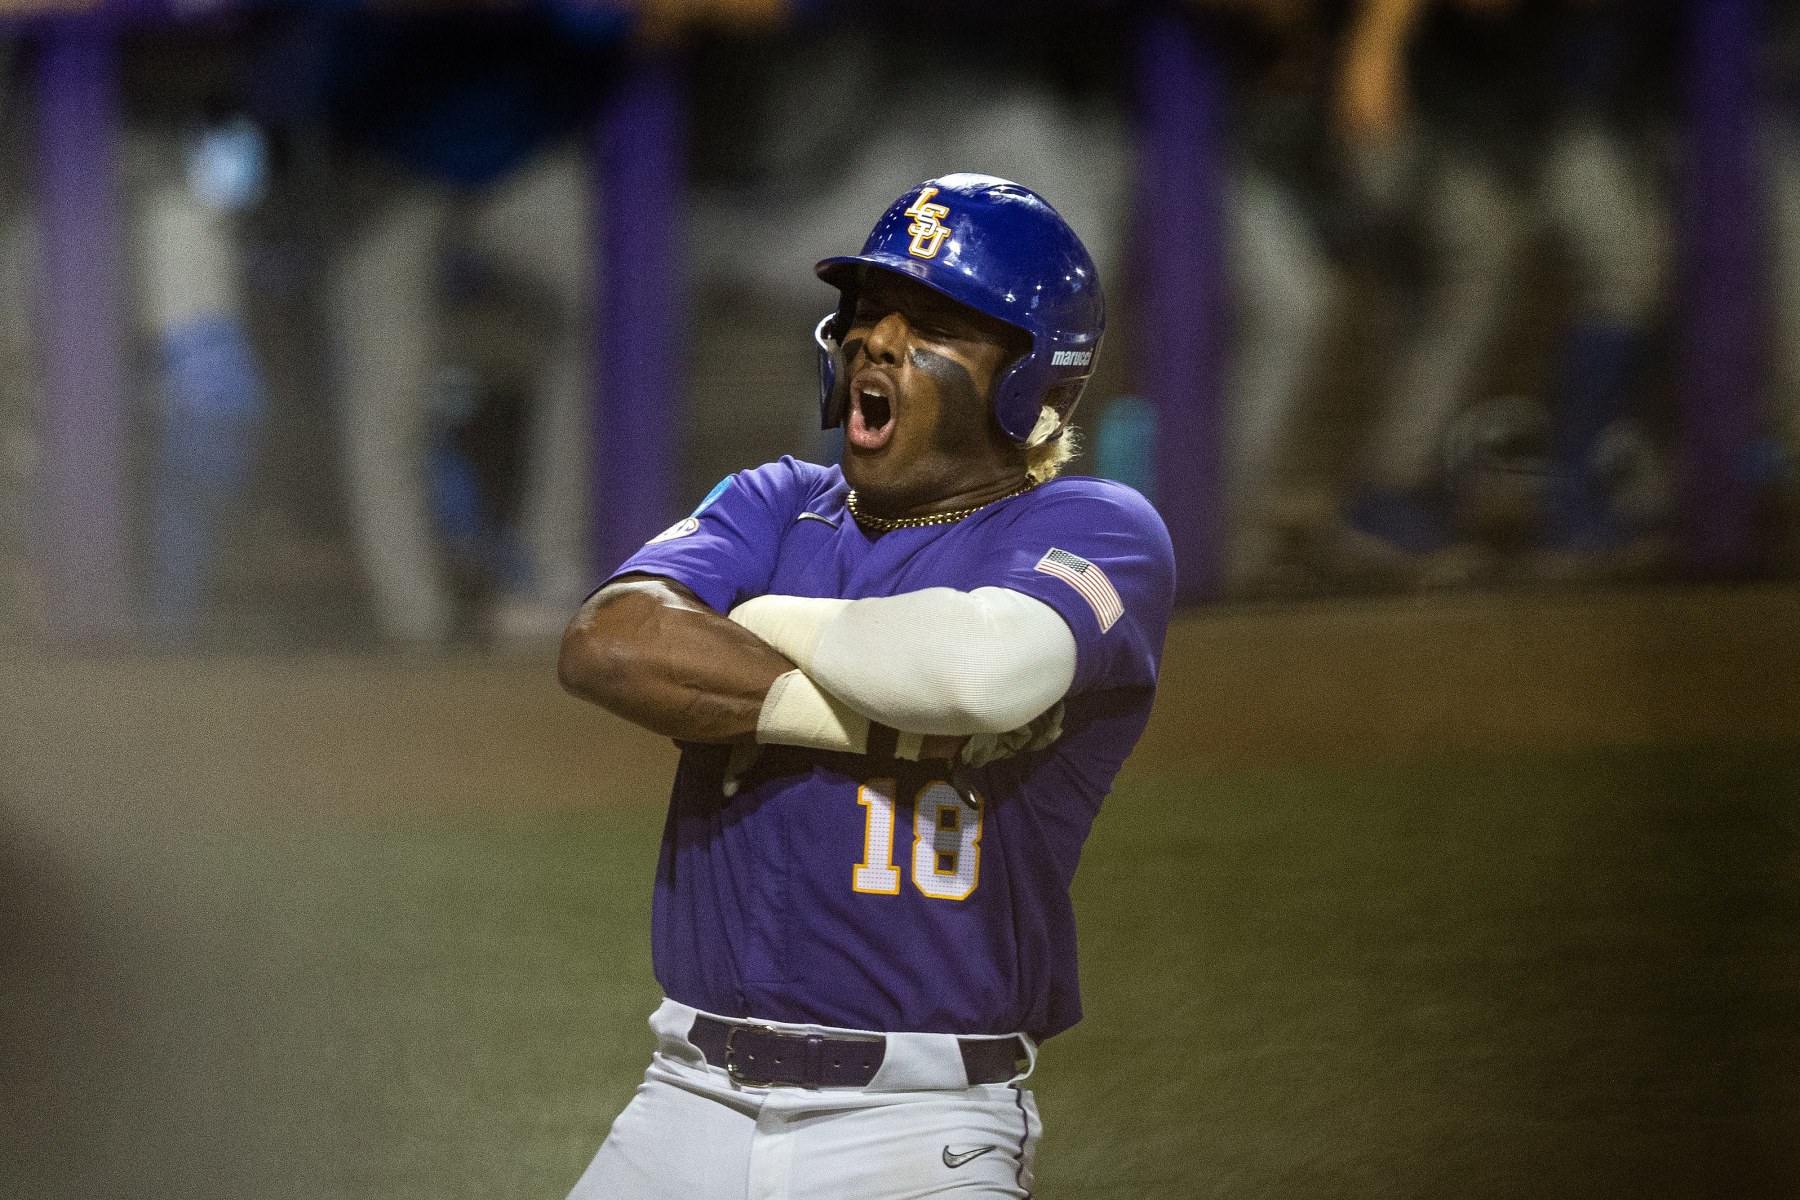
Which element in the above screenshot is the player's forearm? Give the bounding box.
[1336,0,1427,143]
[729,587,1078,736]
[558,576,791,743]
[1347,0,1427,47]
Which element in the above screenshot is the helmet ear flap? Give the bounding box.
[992,357,1040,442]
[995,358,1094,444]
[815,308,851,430]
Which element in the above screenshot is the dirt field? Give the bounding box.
[4,585,1799,1198]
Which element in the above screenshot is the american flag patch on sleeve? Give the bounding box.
[1035,548,1124,633]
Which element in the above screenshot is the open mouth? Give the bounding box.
[847,373,897,452]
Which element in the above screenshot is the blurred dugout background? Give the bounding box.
[3,2,1800,1199]
[0,0,1799,646]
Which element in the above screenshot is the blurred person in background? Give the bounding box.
[1526,0,1677,579]
[1331,0,1674,588]
[320,4,626,645]
[1190,0,1343,597]
[121,34,276,645]
[318,0,796,648]
[322,0,788,646]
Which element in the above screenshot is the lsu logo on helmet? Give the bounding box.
[904,188,952,260]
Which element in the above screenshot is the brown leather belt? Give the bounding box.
[687,1014,1027,1089]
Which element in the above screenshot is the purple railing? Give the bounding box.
[1681,0,1764,575]
[594,49,689,572]
[35,28,130,644]
[1136,8,1229,603]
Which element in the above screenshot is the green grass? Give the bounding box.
[1044,747,1800,1199]
[7,745,1800,1198]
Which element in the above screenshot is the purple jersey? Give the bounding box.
[608,458,1176,1042]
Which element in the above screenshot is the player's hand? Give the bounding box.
[958,702,1065,768]
[720,736,761,797]
[916,734,970,761]
[904,704,1063,767]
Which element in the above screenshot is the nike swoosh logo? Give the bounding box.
[942,1145,1000,1169]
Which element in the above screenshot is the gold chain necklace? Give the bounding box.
[846,479,1038,532]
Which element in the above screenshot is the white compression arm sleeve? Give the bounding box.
[756,668,868,753]
[730,587,1078,736]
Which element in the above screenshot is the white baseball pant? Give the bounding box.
[567,999,1043,1200]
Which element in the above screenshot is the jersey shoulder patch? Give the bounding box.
[646,516,700,544]
[691,475,735,517]
[1034,547,1124,633]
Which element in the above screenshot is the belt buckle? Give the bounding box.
[723,1021,785,1088]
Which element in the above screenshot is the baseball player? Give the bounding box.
[557,174,1175,1199]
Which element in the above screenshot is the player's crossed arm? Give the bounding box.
[559,574,1077,764]
[728,586,1077,761]
[558,574,794,743]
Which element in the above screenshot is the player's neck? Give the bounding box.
[861,466,1035,524]
[917,469,1035,517]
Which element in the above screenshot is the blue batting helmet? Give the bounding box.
[814,173,1105,444]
